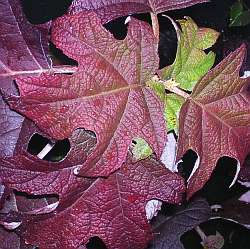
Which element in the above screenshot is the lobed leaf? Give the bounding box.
[20,155,185,249]
[4,11,167,177]
[160,17,219,91]
[176,45,250,198]
[0,127,96,201]
[0,0,50,82]
[165,93,184,131]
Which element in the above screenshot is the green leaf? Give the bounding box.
[146,79,166,102]
[229,10,250,27]
[160,17,219,91]
[175,50,215,90]
[165,94,185,132]
[230,1,244,22]
[132,138,153,160]
[195,28,221,50]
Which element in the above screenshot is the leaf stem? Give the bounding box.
[0,65,77,77]
[152,76,190,99]
[150,12,160,41]
[166,85,190,99]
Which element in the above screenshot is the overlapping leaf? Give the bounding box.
[160,17,219,91]
[155,17,219,132]
[69,0,209,23]
[0,226,36,249]
[4,11,167,177]
[0,0,50,85]
[147,199,211,249]
[0,127,96,202]
[20,156,185,249]
[176,45,250,198]
[0,85,24,158]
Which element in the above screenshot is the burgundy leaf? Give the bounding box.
[4,11,167,177]
[176,45,250,198]
[0,0,50,80]
[0,0,50,150]
[0,129,96,201]
[69,0,208,23]
[20,156,185,249]
[0,93,96,199]
[0,189,57,215]
[0,226,21,249]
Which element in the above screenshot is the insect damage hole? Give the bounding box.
[27,133,70,162]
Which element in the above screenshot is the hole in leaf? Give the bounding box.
[43,139,70,162]
[27,133,70,162]
[49,43,78,69]
[27,133,50,155]
[104,16,128,40]
[86,236,107,249]
[177,150,198,183]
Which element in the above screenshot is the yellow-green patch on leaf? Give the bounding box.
[132,138,153,160]
[165,94,185,132]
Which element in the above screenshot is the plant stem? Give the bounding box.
[166,85,190,99]
[152,76,190,99]
[0,65,77,77]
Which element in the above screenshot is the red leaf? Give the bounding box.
[0,129,96,201]
[0,0,50,81]
[21,156,185,249]
[5,11,167,177]
[69,0,209,23]
[177,45,250,198]
[0,226,36,249]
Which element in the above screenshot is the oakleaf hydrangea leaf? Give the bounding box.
[0,0,50,81]
[20,155,185,249]
[3,11,167,178]
[147,77,185,132]
[69,0,209,23]
[176,45,250,198]
[160,17,219,91]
